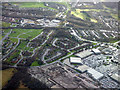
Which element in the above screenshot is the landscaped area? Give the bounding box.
[19,29,43,40]
[9,29,42,39]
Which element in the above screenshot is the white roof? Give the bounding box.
[117,49,120,54]
[75,50,93,58]
[92,49,101,54]
[87,68,103,80]
[111,73,120,83]
[36,19,41,22]
[63,58,74,68]
[52,20,60,23]
[70,57,82,64]
[101,44,105,46]
[76,65,90,73]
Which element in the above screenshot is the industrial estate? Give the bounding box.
[1,1,120,89]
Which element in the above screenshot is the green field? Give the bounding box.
[2,22,11,27]
[0,36,2,41]
[9,29,42,39]
[3,29,11,33]
[19,29,42,40]
[17,40,28,50]
[55,2,68,7]
[71,9,98,23]
[31,61,40,66]
[71,11,88,20]
[90,18,98,23]
[9,38,18,43]
[24,47,34,52]
[9,29,30,37]
[93,42,97,45]
[4,29,42,52]
[76,9,102,12]
[111,14,118,20]
[12,2,57,10]
[17,42,34,53]
[12,2,46,8]
[110,40,120,43]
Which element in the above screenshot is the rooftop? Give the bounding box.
[70,57,82,64]
[87,68,104,80]
[76,64,90,73]
[111,73,120,83]
[92,49,101,54]
[75,50,93,59]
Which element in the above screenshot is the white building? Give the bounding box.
[87,68,104,80]
[92,49,101,54]
[63,58,74,68]
[51,19,60,23]
[21,19,35,25]
[70,57,82,64]
[110,73,120,83]
[76,65,90,73]
[75,50,93,59]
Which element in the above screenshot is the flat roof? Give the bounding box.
[87,68,104,80]
[92,49,101,54]
[76,65,90,73]
[63,58,74,68]
[70,57,82,64]
[75,50,93,58]
[111,73,120,83]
